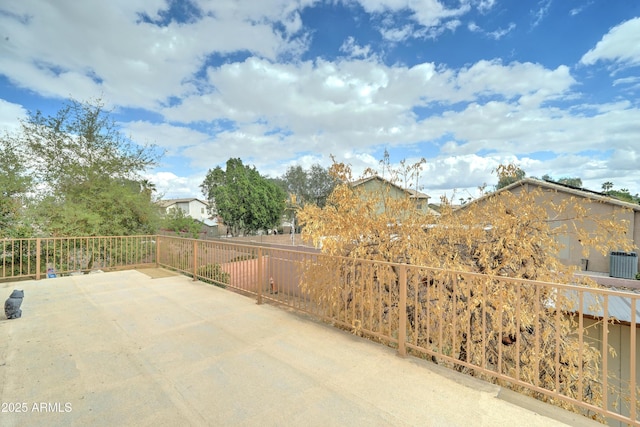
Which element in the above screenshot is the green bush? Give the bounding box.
[197,263,230,288]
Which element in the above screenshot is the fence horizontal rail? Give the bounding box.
[2,234,638,425]
[1,236,156,281]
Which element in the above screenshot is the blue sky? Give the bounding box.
[1,0,639,202]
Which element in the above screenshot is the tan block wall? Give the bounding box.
[507,185,639,274]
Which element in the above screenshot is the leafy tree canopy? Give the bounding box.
[22,98,160,193]
[281,163,337,208]
[33,177,160,236]
[162,207,202,238]
[200,158,286,235]
[601,181,640,204]
[0,136,33,237]
[541,174,583,188]
[542,176,640,204]
[495,164,525,190]
[11,98,162,236]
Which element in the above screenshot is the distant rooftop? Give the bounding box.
[350,175,430,199]
[157,197,209,208]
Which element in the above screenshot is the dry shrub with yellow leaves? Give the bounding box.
[297,160,635,420]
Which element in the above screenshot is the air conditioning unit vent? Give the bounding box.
[609,251,638,279]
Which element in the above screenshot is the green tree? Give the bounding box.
[542,174,583,188]
[162,207,202,238]
[557,177,583,188]
[17,98,162,236]
[606,188,638,204]
[23,99,159,191]
[34,177,161,236]
[601,181,640,204]
[308,164,338,207]
[139,179,158,201]
[495,164,525,189]
[283,165,308,202]
[267,177,288,195]
[282,163,337,208]
[201,158,286,235]
[0,136,33,237]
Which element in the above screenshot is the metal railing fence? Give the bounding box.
[2,234,638,425]
[152,235,639,425]
[0,236,156,280]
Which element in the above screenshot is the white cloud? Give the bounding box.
[580,17,640,69]
[146,170,205,199]
[409,1,470,29]
[180,126,294,169]
[531,0,552,28]
[2,0,639,201]
[467,21,515,40]
[0,0,314,109]
[475,0,497,14]
[609,147,640,172]
[131,55,598,196]
[121,121,213,155]
[569,3,591,17]
[379,24,416,43]
[161,57,575,138]
[444,60,575,104]
[487,23,516,40]
[356,0,470,40]
[613,76,640,87]
[0,99,27,133]
[123,50,640,199]
[339,37,374,59]
[424,99,640,158]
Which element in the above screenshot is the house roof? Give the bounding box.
[565,288,640,326]
[458,178,640,212]
[157,198,209,208]
[350,175,430,200]
[201,217,218,227]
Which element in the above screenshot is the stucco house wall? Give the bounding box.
[350,175,437,216]
[159,198,210,222]
[461,179,640,275]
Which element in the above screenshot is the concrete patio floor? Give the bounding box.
[1,269,600,427]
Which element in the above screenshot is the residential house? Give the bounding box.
[157,198,227,237]
[458,178,640,277]
[457,179,640,424]
[158,198,210,222]
[350,176,439,216]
